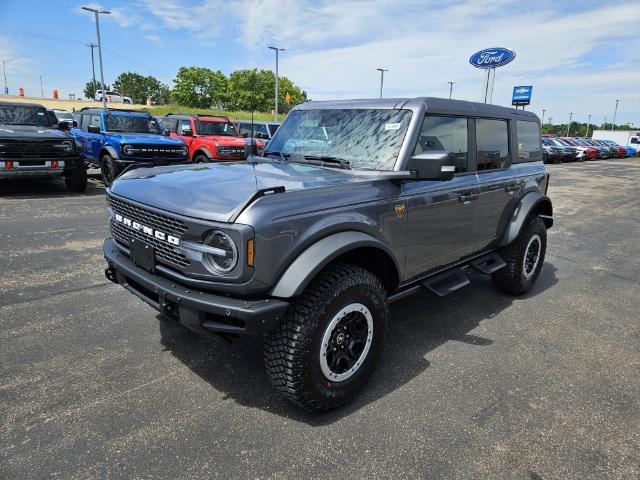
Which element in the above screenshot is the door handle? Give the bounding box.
[458,193,479,203]
[505,184,521,193]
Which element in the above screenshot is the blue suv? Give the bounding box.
[71,108,189,186]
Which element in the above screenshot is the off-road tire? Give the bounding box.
[194,153,209,163]
[100,154,120,187]
[264,263,389,412]
[65,167,87,192]
[492,215,547,295]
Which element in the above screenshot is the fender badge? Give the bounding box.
[395,204,406,217]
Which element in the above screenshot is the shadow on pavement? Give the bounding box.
[158,263,559,425]
[0,172,105,198]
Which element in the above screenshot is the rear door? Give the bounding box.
[403,115,479,279]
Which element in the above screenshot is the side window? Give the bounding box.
[80,114,91,130]
[631,137,639,145]
[255,124,269,139]
[89,115,101,129]
[177,119,191,134]
[414,115,469,173]
[476,119,509,171]
[515,121,541,163]
[159,118,176,132]
[238,123,252,137]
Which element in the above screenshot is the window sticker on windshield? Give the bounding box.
[384,123,401,130]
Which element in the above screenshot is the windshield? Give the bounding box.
[195,120,238,136]
[0,105,52,126]
[54,111,73,121]
[105,114,160,134]
[267,109,412,170]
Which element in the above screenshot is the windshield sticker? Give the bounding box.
[384,123,401,131]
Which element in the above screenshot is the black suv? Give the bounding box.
[0,102,87,192]
[104,97,553,412]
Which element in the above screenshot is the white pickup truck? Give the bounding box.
[592,130,640,152]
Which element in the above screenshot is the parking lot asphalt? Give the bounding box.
[1,160,639,479]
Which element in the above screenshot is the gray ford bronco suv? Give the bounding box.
[104,98,552,412]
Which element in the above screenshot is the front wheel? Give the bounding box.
[264,263,389,412]
[193,153,209,163]
[492,215,547,295]
[100,154,121,187]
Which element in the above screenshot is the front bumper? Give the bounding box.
[0,159,74,179]
[103,238,289,335]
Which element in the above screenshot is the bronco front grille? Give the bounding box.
[0,140,71,158]
[124,144,186,158]
[108,196,190,269]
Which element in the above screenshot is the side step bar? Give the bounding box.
[387,251,506,302]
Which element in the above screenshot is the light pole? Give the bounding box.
[541,109,546,127]
[82,6,110,109]
[611,99,620,131]
[566,112,573,137]
[87,43,97,99]
[1,57,15,95]
[447,81,455,99]
[376,68,388,98]
[268,46,285,121]
[39,74,45,98]
[586,114,591,138]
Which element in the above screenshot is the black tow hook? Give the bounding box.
[105,266,118,284]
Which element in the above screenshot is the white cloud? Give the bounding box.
[144,34,163,45]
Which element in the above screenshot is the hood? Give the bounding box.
[109,160,358,223]
[195,135,247,147]
[0,124,70,139]
[109,133,186,145]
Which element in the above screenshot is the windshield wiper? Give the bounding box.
[264,150,290,162]
[303,155,351,170]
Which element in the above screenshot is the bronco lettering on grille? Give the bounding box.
[114,213,180,246]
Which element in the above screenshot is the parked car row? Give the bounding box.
[541,135,639,163]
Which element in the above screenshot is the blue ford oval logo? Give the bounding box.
[469,48,516,69]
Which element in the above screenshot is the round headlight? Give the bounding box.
[61,140,73,152]
[122,144,134,155]
[179,146,188,156]
[202,231,238,274]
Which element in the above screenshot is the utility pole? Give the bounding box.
[376,68,388,98]
[82,6,111,109]
[611,99,620,131]
[268,46,285,121]
[447,81,455,99]
[39,74,45,97]
[566,112,573,137]
[1,57,15,95]
[586,114,591,138]
[87,43,97,98]
[541,109,546,127]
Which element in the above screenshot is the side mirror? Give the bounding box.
[87,124,101,134]
[58,121,71,131]
[162,128,171,136]
[407,151,456,181]
[242,132,249,138]
[181,128,193,136]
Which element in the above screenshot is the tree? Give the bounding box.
[84,80,108,99]
[112,72,172,105]
[171,67,228,108]
[226,69,305,113]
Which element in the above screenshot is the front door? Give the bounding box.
[402,115,479,280]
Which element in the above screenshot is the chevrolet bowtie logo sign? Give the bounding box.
[114,213,180,246]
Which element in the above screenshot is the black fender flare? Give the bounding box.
[499,192,553,247]
[270,231,400,298]
[100,145,119,161]
[193,147,213,160]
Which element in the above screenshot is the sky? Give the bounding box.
[1,0,638,126]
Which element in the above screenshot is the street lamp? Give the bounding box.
[586,114,591,138]
[87,43,97,99]
[541,109,546,127]
[82,6,111,109]
[566,112,573,137]
[1,57,16,95]
[39,74,45,98]
[611,99,620,131]
[376,68,388,98]
[447,81,455,99]
[268,46,285,121]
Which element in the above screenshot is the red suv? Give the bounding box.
[159,114,264,163]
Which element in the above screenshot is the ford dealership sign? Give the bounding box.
[469,48,516,69]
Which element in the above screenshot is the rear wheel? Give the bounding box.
[492,216,547,295]
[264,263,389,412]
[100,154,120,187]
[65,167,87,192]
[123,99,131,104]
